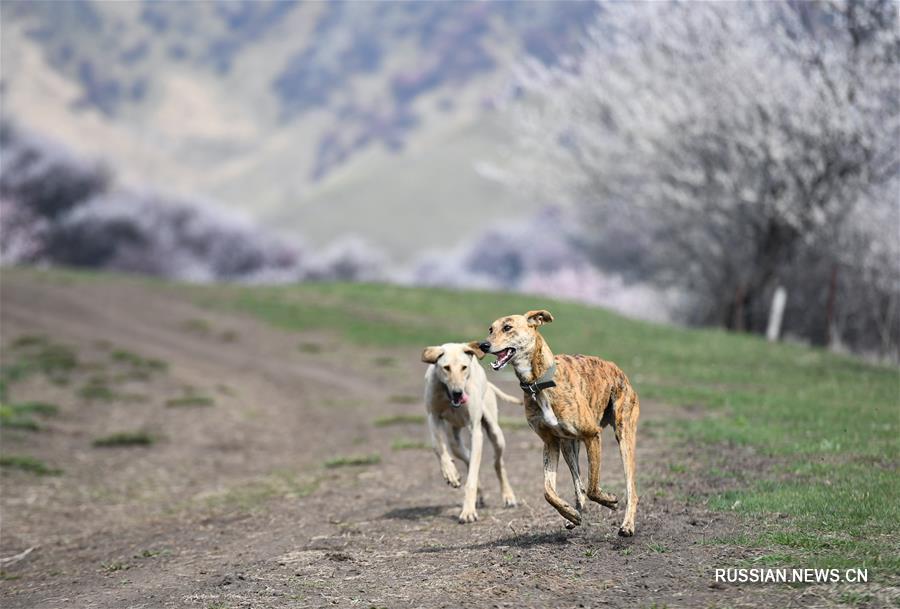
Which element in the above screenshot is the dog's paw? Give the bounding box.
[441,467,461,488]
[458,509,478,524]
[590,490,619,510]
[562,508,582,528]
[502,494,518,508]
[618,524,635,537]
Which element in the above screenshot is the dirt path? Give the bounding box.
[0,272,801,608]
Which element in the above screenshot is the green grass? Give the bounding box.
[93,431,155,447]
[839,590,875,606]
[298,341,323,354]
[199,470,320,513]
[10,335,48,349]
[166,396,215,408]
[181,318,213,335]
[79,381,117,401]
[324,454,381,468]
[109,349,167,373]
[1,334,168,408]
[498,416,530,430]
[100,561,130,573]
[12,401,60,416]
[0,401,59,431]
[194,281,898,574]
[134,548,172,558]
[1,335,166,407]
[1,337,78,387]
[0,413,40,431]
[0,455,62,475]
[391,438,430,451]
[388,394,419,405]
[373,414,426,427]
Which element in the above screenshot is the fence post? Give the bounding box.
[825,264,838,346]
[766,286,787,342]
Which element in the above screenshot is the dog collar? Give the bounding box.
[520,361,556,396]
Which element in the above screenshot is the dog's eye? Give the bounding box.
[461,365,467,371]
[443,365,450,371]
[502,324,512,332]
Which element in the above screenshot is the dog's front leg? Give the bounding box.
[427,413,460,488]
[560,439,587,528]
[542,438,582,527]
[458,422,484,523]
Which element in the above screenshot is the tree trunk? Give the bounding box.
[737,220,797,335]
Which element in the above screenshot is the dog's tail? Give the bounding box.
[488,382,523,405]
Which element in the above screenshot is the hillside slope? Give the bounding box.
[1,270,896,609]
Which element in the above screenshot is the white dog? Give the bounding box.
[422,342,520,523]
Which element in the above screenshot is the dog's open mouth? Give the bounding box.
[446,388,468,408]
[490,347,516,370]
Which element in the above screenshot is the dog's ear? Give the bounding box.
[421,346,443,364]
[464,341,486,360]
[525,309,554,327]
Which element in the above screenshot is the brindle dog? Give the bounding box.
[479,310,640,536]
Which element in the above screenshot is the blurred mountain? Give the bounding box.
[0,1,597,262]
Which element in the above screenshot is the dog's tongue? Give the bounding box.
[448,390,469,407]
[453,392,469,406]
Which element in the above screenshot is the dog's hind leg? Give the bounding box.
[560,439,587,524]
[482,415,517,507]
[428,413,460,488]
[584,435,618,509]
[458,422,484,523]
[614,392,640,537]
[542,438,582,527]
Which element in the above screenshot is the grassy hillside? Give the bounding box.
[2,269,897,577]
[192,280,900,573]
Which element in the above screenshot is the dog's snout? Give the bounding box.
[478,341,491,353]
[451,390,463,400]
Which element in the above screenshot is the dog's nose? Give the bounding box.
[478,342,491,353]
[451,391,463,401]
